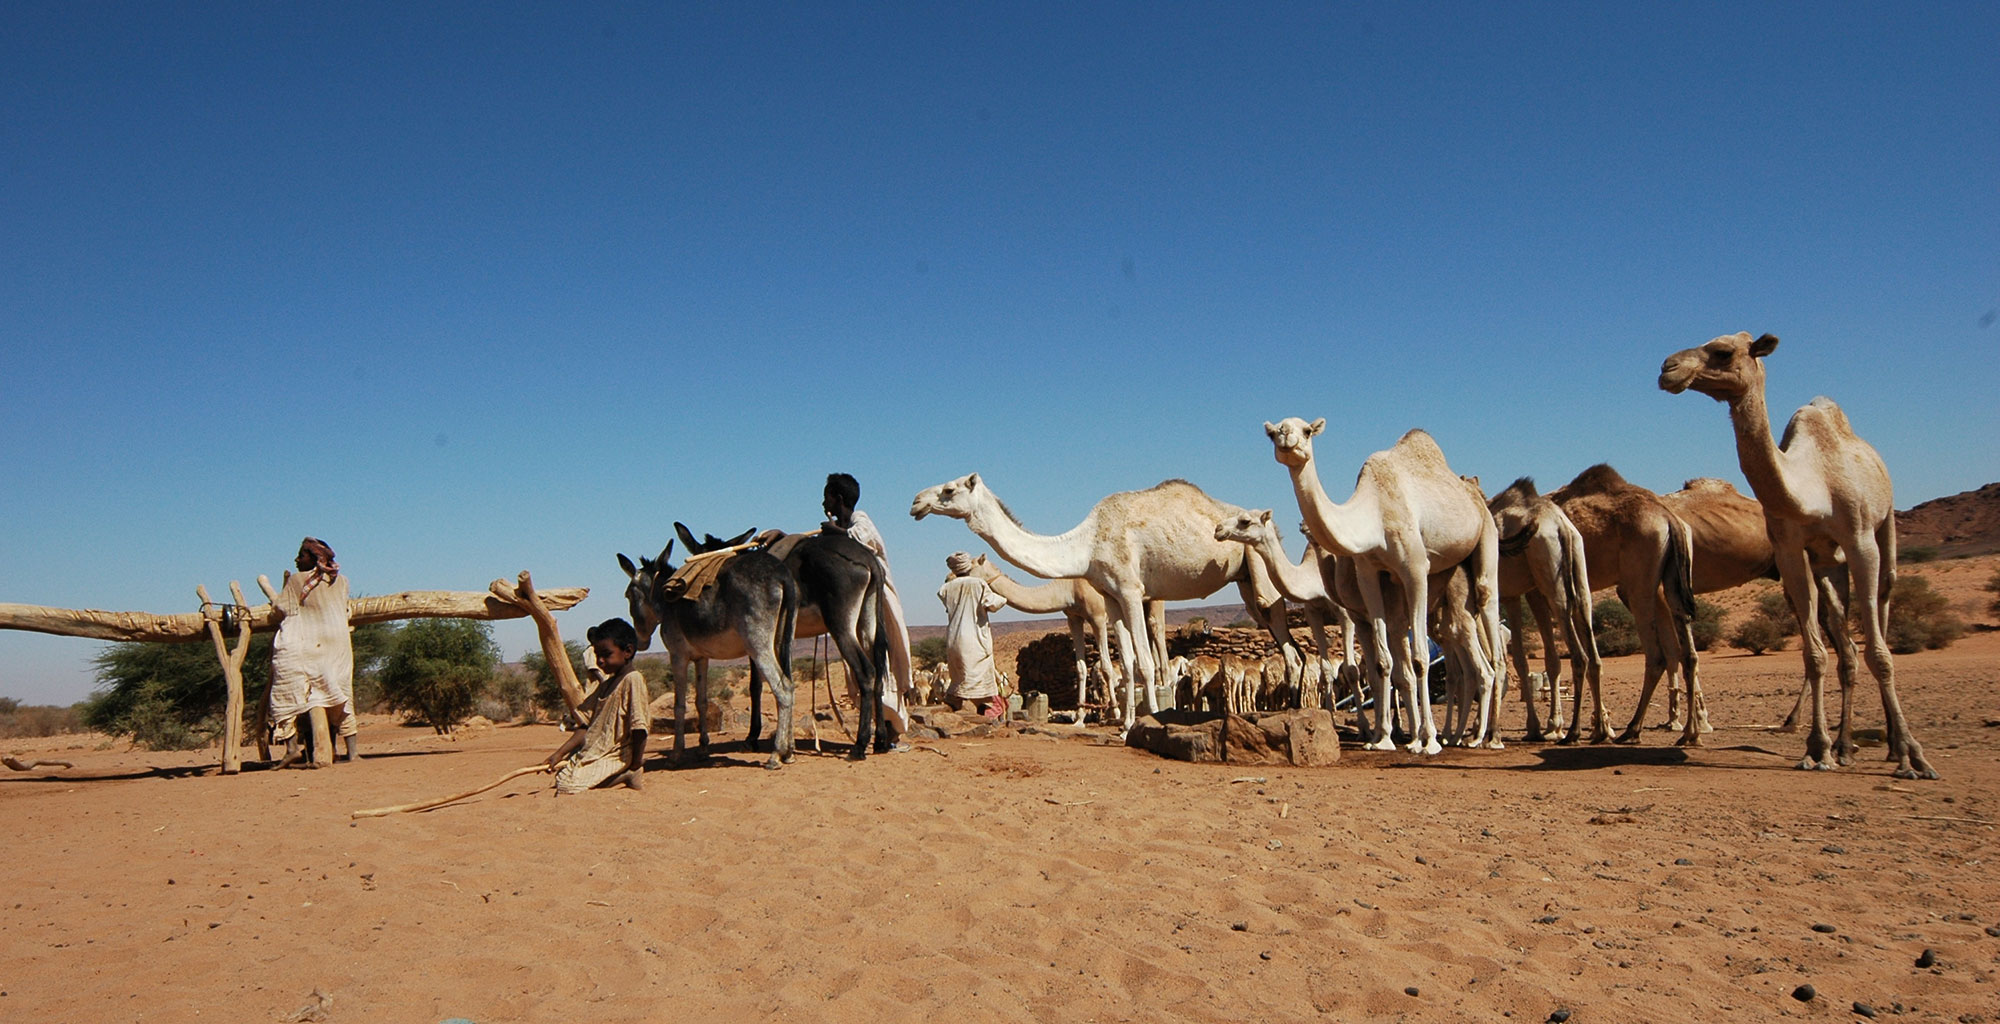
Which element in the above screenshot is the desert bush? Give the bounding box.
[911,636,947,670]
[377,619,499,733]
[0,701,87,739]
[1899,545,1940,564]
[1887,576,1965,654]
[520,639,586,717]
[1985,568,2000,617]
[1730,589,1797,654]
[1690,599,1726,652]
[1592,598,1641,657]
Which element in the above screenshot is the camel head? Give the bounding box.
[1659,331,1777,402]
[954,552,1002,581]
[1263,417,1325,469]
[616,542,674,652]
[1213,508,1276,545]
[910,473,982,521]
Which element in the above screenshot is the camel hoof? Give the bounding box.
[1795,757,1835,772]
[1611,731,1640,746]
[1894,764,1940,781]
[1674,734,1703,748]
[762,759,783,771]
[1523,730,1547,744]
[1772,721,1800,735]
[1484,739,1506,751]
[846,749,868,763]
[1364,738,1396,752]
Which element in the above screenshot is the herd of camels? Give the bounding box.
[625,332,1936,780]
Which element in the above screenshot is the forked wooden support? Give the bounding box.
[196,582,253,774]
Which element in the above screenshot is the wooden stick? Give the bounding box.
[490,572,588,719]
[351,763,554,818]
[3,757,75,771]
[0,586,588,643]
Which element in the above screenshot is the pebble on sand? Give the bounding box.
[1915,948,1938,968]
[1853,1001,1878,1018]
[1404,986,1420,997]
[1791,983,1816,1002]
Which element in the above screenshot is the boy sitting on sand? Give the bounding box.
[545,618,650,793]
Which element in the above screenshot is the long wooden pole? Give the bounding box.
[0,586,589,643]
[351,763,554,818]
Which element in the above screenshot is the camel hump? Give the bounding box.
[1780,397,1856,449]
[1678,477,1739,494]
[1498,476,1539,501]
[1561,463,1631,495]
[1393,428,1443,454]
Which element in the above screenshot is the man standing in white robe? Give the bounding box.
[938,552,1009,713]
[823,473,916,743]
[267,537,357,763]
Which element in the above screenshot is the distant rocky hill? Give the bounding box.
[1896,482,2000,558]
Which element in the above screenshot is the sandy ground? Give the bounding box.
[6,593,1999,1023]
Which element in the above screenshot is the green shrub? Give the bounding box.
[1729,588,1797,654]
[1592,597,1642,657]
[521,639,587,717]
[1985,568,2000,617]
[1690,599,1726,652]
[911,636,947,670]
[0,701,85,739]
[1899,545,1941,564]
[1887,576,1965,654]
[377,619,499,733]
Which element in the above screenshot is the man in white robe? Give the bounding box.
[938,552,1008,712]
[267,537,357,762]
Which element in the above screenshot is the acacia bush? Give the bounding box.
[911,636,947,670]
[1592,598,1641,657]
[377,619,498,733]
[1986,568,2000,617]
[1887,576,1965,654]
[1730,589,1797,655]
[1690,599,1726,652]
[0,698,86,739]
[520,639,586,718]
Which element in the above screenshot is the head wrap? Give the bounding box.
[946,551,978,577]
[299,537,339,576]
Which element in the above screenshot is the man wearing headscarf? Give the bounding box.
[823,472,917,743]
[267,537,358,763]
[938,551,1009,713]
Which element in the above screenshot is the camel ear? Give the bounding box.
[1258,509,1272,525]
[965,473,981,491]
[674,522,700,552]
[1308,418,1325,436]
[1263,421,1279,438]
[1751,333,1779,358]
[617,553,639,580]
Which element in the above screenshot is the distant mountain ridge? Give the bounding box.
[1896,482,2000,558]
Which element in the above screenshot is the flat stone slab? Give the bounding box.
[1126,708,1340,765]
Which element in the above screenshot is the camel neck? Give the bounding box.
[966,502,1095,580]
[979,572,1076,615]
[1726,386,1806,520]
[1288,456,1383,557]
[1248,529,1327,603]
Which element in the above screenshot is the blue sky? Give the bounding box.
[3,2,1995,706]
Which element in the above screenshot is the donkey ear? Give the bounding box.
[617,553,639,579]
[674,522,700,552]
[658,541,675,565]
[1751,333,1779,358]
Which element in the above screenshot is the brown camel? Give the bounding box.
[1487,478,1604,743]
[1659,331,1934,778]
[1544,465,1701,745]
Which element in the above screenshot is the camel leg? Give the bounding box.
[1613,582,1672,744]
[1813,569,1858,764]
[1558,586,1607,745]
[1145,600,1168,715]
[1851,526,1935,779]
[1353,572,1399,751]
[1525,592,1568,737]
[1066,616,1093,715]
[1109,588,1154,734]
[1400,562,1441,756]
[1771,539,1837,771]
[1509,595,1546,741]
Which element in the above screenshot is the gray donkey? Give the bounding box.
[678,523,893,761]
[619,538,799,769]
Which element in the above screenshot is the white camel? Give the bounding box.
[910,476,1301,732]
[1264,419,1505,754]
[1660,331,1935,778]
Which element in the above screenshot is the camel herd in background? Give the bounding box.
[617,332,1936,781]
[911,332,1937,780]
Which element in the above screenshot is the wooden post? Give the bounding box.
[197,583,253,775]
[489,572,588,719]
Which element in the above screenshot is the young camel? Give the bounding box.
[1264,419,1505,754]
[1211,510,1366,725]
[1659,331,1934,778]
[909,476,1303,732]
[1487,478,1604,743]
[1544,465,1701,745]
[618,543,798,769]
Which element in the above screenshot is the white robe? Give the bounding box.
[267,571,354,739]
[938,576,1008,701]
[844,510,915,732]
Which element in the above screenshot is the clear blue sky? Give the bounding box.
[3,3,1995,706]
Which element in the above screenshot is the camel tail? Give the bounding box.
[1557,515,1591,623]
[1878,513,1897,622]
[1661,514,1697,624]
[1496,521,1536,558]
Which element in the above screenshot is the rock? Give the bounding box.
[1548,1011,1571,1023]
[1811,923,1837,934]
[1404,986,1420,997]
[1985,925,2000,939]
[1853,1001,1878,1018]
[1916,948,1937,968]
[1125,708,1339,765]
[1674,858,1693,866]
[1821,844,1847,855]
[1791,983,1815,1002]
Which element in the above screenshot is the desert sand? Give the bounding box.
[6,566,1998,1024]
